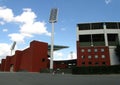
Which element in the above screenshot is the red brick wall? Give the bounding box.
[1,59,6,71]
[13,50,22,71]
[77,41,110,67]
[4,56,11,71]
[30,41,48,72]
[20,48,32,72]
[0,40,48,72]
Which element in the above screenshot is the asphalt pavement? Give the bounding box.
[0,72,120,85]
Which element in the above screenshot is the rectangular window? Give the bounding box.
[42,58,45,62]
[107,34,119,46]
[102,62,106,65]
[81,49,85,52]
[106,22,118,29]
[92,34,105,46]
[88,55,92,59]
[95,55,98,59]
[101,48,105,52]
[101,55,106,58]
[88,62,92,65]
[78,24,90,30]
[95,62,99,65]
[82,62,85,65]
[94,49,98,52]
[88,49,91,52]
[92,23,103,29]
[79,35,91,46]
[81,55,85,59]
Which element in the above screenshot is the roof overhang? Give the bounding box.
[48,45,69,57]
[48,45,69,51]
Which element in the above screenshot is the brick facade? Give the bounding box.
[0,40,48,72]
[77,41,110,67]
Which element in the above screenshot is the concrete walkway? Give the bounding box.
[0,72,120,85]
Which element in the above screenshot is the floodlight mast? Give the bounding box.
[49,8,58,72]
[10,41,16,55]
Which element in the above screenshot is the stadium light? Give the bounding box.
[49,8,58,72]
[10,41,16,55]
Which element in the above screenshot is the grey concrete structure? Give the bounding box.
[0,72,119,85]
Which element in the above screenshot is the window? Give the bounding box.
[88,55,92,59]
[101,55,106,58]
[78,24,90,30]
[95,62,99,65]
[92,34,105,46]
[81,49,85,52]
[94,49,98,52]
[101,48,105,52]
[81,55,85,59]
[107,34,119,46]
[82,62,85,65]
[88,49,91,52]
[88,62,92,65]
[42,58,45,62]
[102,62,106,65]
[79,35,91,46]
[95,55,98,59]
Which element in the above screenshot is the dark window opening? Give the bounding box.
[92,23,103,29]
[92,34,105,46]
[118,23,120,29]
[102,62,106,65]
[79,35,91,46]
[106,22,118,29]
[107,34,119,46]
[78,24,90,30]
[42,58,45,62]
[88,62,92,65]
[82,62,85,65]
[79,35,91,42]
[81,55,85,59]
[95,62,99,65]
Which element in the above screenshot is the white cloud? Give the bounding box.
[23,8,32,12]
[2,28,8,32]
[14,8,36,24]
[105,0,112,4]
[0,6,14,22]
[0,43,11,58]
[20,21,51,36]
[0,6,51,43]
[8,33,25,43]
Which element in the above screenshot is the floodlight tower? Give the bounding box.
[10,41,16,55]
[49,8,58,72]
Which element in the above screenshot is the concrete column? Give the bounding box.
[76,26,79,41]
[118,29,120,44]
[103,23,108,46]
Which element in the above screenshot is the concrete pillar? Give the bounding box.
[103,23,108,46]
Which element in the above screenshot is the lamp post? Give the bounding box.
[49,8,58,72]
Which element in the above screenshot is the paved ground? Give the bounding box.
[0,72,120,85]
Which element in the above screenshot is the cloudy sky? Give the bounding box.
[0,0,120,62]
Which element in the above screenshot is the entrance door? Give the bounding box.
[10,65,14,72]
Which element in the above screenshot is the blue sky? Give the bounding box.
[0,0,120,61]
